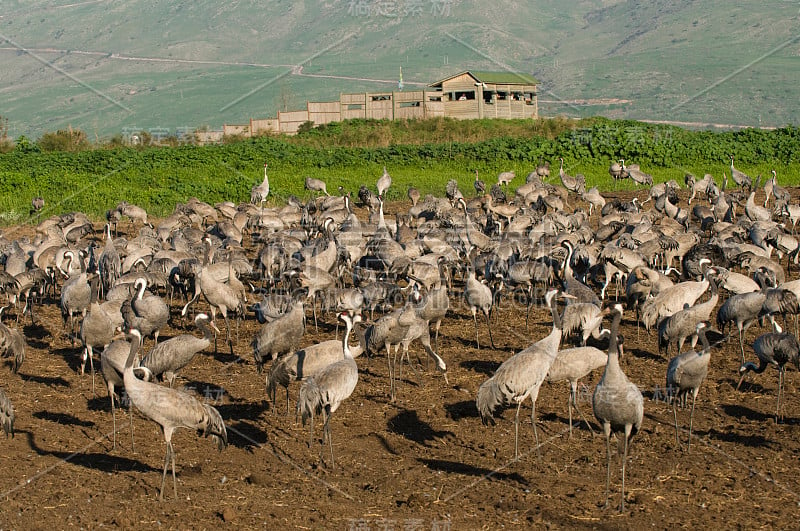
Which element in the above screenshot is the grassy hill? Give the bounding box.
[1,1,798,138]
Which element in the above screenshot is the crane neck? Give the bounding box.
[342,316,354,359]
[550,292,563,331]
[135,278,146,301]
[124,334,141,370]
[606,309,623,367]
[698,326,711,353]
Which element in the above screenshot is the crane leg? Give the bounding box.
[621,425,632,512]
[128,401,136,453]
[514,401,522,461]
[485,309,495,349]
[386,347,396,401]
[604,422,611,509]
[688,392,697,451]
[571,383,595,436]
[739,328,746,366]
[89,347,96,398]
[159,442,172,502]
[531,401,541,462]
[472,308,480,350]
[776,369,784,423]
[672,393,680,449]
[567,384,575,439]
[171,442,178,499]
[110,392,117,451]
[324,406,335,468]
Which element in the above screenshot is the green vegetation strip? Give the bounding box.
[1,118,799,223]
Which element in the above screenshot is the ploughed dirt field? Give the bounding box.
[1,190,800,530]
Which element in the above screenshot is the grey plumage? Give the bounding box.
[658,276,719,357]
[182,238,244,355]
[376,166,392,198]
[561,303,608,347]
[361,303,416,400]
[251,162,270,204]
[476,289,570,460]
[464,267,495,349]
[547,345,610,437]
[717,286,796,365]
[123,329,227,501]
[298,312,360,468]
[473,170,485,196]
[60,250,91,342]
[100,337,151,451]
[412,282,449,352]
[558,158,585,194]
[641,278,709,331]
[497,170,515,186]
[729,155,752,190]
[593,304,643,512]
[737,331,800,422]
[80,275,117,395]
[0,386,13,437]
[666,322,713,450]
[305,176,329,196]
[122,277,170,345]
[0,308,25,374]
[267,311,363,414]
[141,313,219,387]
[252,300,306,372]
[98,224,121,297]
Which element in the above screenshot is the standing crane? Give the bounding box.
[251,162,270,204]
[267,310,364,415]
[737,331,800,422]
[476,289,573,460]
[122,277,170,346]
[592,304,643,512]
[140,313,219,387]
[304,176,329,196]
[546,342,616,438]
[123,329,227,501]
[251,300,306,373]
[473,169,486,196]
[729,155,752,191]
[666,322,713,450]
[376,166,392,198]
[558,158,585,194]
[80,275,118,395]
[620,159,653,187]
[181,238,244,356]
[464,266,495,350]
[497,170,515,187]
[298,312,360,468]
[100,336,152,451]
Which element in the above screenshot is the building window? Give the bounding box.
[347,104,365,110]
[399,101,421,108]
[371,95,391,101]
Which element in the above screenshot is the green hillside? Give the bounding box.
[1,0,798,138]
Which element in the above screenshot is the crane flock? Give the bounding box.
[1,158,799,515]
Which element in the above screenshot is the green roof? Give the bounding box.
[469,71,539,85]
[429,70,539,87]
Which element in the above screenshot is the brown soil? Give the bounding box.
[1,191,799,530]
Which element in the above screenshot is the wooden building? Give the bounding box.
[211,70,538,139]
[429,70,539,120]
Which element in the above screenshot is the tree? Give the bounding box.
[38,127,90,152]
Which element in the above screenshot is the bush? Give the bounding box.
[38,128,90,152]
